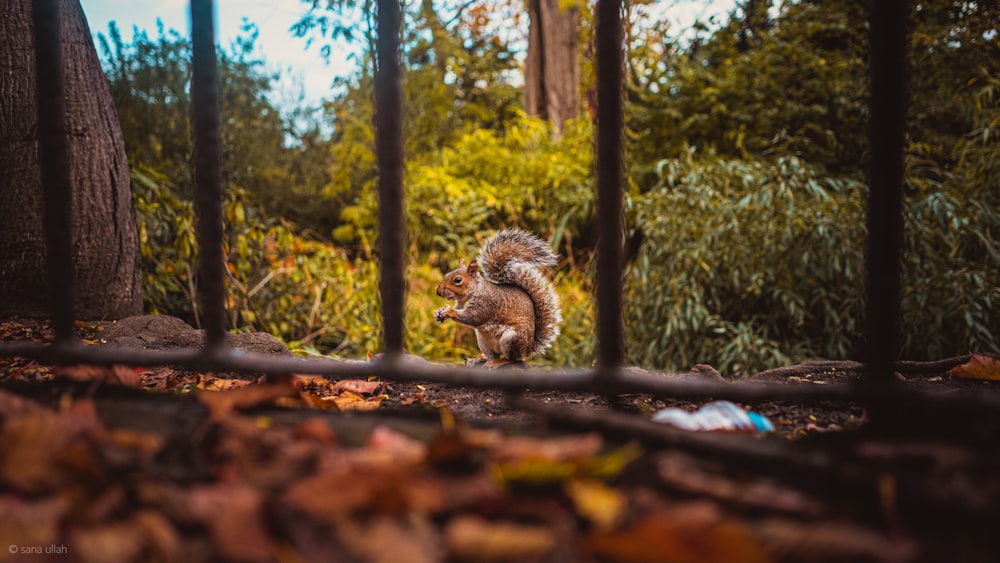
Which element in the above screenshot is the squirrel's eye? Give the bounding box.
[453,276,463,284]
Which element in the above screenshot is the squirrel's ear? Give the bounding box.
[468,260,479,275]
[458,258,467,269]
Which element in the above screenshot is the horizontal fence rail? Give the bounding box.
[2,0,984,417]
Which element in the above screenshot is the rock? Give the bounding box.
[99,315,290,355]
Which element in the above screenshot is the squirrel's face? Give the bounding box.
[436,259,479,300]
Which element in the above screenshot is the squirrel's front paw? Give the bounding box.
[434,307,451,322]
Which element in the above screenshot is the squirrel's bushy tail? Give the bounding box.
[478,229,562,356]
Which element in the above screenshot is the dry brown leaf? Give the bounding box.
[293,417,337,444]
[492,433,603,462]
[337,516,443,563]
[446,515,556,562]
[0,400,105,493]
[656,453,825,517]
[133,510,183,562]
[198,383,300,420]
[284,466,443,523]
[0,495,70,553]
[72,521,147,563]
[0,390,46,417]
[198,375,254,391]
[587,503,773,563]
[54,364,142,387]
[292,374,334,389]
[331,378,387,395]
[187,483,275,562]
[947,353,1000,381]
[753,518,916,563]
[368,425,428,465]
[329,390,384,411]
[401,390,429,405]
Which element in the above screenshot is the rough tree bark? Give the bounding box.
[525,0,580,137]
[0,0,141,320]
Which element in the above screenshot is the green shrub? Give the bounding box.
[628,150,999,375]
[627,152,868,375]
[335,113,595,262]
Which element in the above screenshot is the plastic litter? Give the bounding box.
[651,400,775,434]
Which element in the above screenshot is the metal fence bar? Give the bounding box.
[31,0,76,345]
[189,0,229,350]
[374,0,406,359]
[4,339,992,407]
[594,0,625,371]
[864,0,909,386]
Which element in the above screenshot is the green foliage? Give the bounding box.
[627,0,869,183]
[627,152,866,375]
[628,147,999,375]
[99,20,335,233]
[133,164,378,355]
[900,70,1000,357]
[337,114,594,261]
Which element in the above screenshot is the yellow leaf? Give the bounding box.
[565,479,626,529]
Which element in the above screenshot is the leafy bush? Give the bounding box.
[627,152,866,375]
[335,113,595,262]
[628,148,999,375]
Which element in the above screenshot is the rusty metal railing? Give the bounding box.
[5,0,990,413]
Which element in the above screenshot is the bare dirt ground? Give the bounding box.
[2,316,1000,562]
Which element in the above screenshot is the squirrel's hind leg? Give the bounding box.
[465,355,489,367]
[483,358,526,369]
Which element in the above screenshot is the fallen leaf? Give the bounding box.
[566,479,626,529]
[54,364,142,387]
[293,418,337,444]
[446,515,556,562]
[401,390,428,405]
[291,374,334,389]
[329,390,384,411]
[656,453,825,517]
[947,353,1000,381]
[0,390,46,417]
[753,518,916,563]
[332,378,387,395]
[493,433,603,463]
[0,495,70,552]
[198,383,300,420]
[133,510,183,562]
[587,503,772,563]
[0,400,105,493]
[284,466,443,522]
[337,516,443,563]
[72,520,147,563]
[198,375,254,391]
[368,425,428,465]
[187,483,274,562]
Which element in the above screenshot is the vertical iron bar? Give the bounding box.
[595,0,625,370]
[864,0,909,384]
[375,0,405,358]
[31,0,76,344]
[190,0,228,348]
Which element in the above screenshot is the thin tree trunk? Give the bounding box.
[525,0,580,137]
[0,0,141,320]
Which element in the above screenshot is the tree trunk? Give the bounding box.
[525,0,580,137]
[0,0,141,320]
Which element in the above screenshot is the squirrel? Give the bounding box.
[434,229,562,367]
